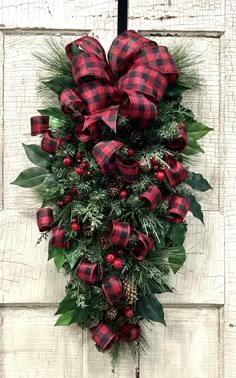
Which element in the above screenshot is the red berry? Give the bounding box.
[57,199,65,208]
[125,308,134,318]
[116,250,124,257]
[75,152,83,160]
[80,161,89,170]
[153,165,159,172]
[119,190,128,199]
[64,134,72,142]
[63,157,72,166]
[155,171,165,181]
[69,187,77,195]
[127,148,135,157]
[71,222,80,231]
[64,194,73,203]
[76,167,84,176]
[150,157,158,166]
[106,253,116,264]
[86,171,93,178]
[113,259,123,270]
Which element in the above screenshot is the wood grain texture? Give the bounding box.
[0,32,3,210]
[0,211,223,305]
[0,307,220,378]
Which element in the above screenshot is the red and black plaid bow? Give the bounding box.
[167,122,187,152]
[49,228,70,249]
[75,262,103,284]
[102,277,123,305]
[165,195,190,223]
[139,185,162,210]
[31,116,49,136]
[164,154,187,188]
[36,208,54,232]
[62,30,177,142]
[118,324,142,342]
[41,132,61,154]
[131,230,154,260]
[90,321,119,350]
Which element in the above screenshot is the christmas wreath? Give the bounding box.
[12,31,212,363]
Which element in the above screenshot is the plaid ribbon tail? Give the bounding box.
[36,208,54,232]
[165,195,190,223]
[118,324,142,342]
[41,132,61,154]
[164,154,188,188]
[92,141,124,174]
[90,321,119,350]
[49,228,70,249]
[31,116,49,136]
[139,185,162,210]
[102,277,123,305]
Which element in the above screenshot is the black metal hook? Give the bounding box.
[117,0,128,35]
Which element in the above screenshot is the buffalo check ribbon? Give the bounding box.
[41,132,61,154]
[75,262,103,284]
[167,122,187,152]
[164,154,187,188]
[102,277,123,305]
[131,230,154,260]
[31,116,49,136]
[118,324,142,342]
[36,208,54,232]
[109,220,131,248]
[139,185,162,210]
[49,228,70,249]
[165,195,190,223]
[90,321,119,351]
[62,30,178,141]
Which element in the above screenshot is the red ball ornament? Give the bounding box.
[64,134,72,142]
[119,190,128,199]
[63,157,72,166]
[113,259,123,270]
[76,167,84,176]
[86,171,93,178]
[105,253,116,264]
[127,148,135,157]
[125,308,134,318]
[155,171,165,181]
[64,194,73,203]
[71,222,80,231]
[80,161,89,170]
[69,187,77,195]
[76,152,83,160]
[150,157,158,166]
[57,199,65,208]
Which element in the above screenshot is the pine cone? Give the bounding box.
[122,277,138,304]
[107,175,123,198]
[106,307,118,320]
[130,130,144,147]
[82,223,93,236]
[97,233,112,250]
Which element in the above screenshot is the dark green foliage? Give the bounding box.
[183,193,204,224]
[186,172,212,192]
[22,143,51,168]
[11,167,46,188]
[137,294,166,325]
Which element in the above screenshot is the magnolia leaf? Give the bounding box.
[54,249,66,272]
[164,83,189,98]
[49,116,64,128]
[55,310,75,326]
[72,307,90,323]
[55,294,77,315]
[169,246,186,273]
[11,167,46,188]
[48,245,63,261]
[137,294,166,325]
[38,107,65,120]
[185,121,213,140]
[183,136,204,155]
[22,143,51,168]
[186,172,212,192]
[65,248,79,269]
[42,76,76,95]
[183,193,204,224]
[168,224,185,245]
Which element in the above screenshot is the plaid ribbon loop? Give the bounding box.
[139,185,162,210]
[118,324,142,342]
[165,195,190,223]
[41,132,61,154]
[49,228,70,249]
[36,208,54,232]
[131,230,154,260]
[60,89,84,114]
[76,262,103,284]
[102,277,123,305]
[109,220,131,248]
[115,156,139,183]
[63,31,177,142]
[90,321,119,351]
[164,154,188,188]
[167,123,187,152]
[31,116,49,136]
[92,140,124,174]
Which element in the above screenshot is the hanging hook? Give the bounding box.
[117,0,128,35]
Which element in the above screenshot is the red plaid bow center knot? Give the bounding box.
[60,30,178,142]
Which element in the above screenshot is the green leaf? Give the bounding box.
[168,224,185,245]
[11,167,46,188]
[48,245,60,261]
[164,84,189,98]
[55,311,75,326]
[72,43,84,61]
[169,246,186,273]
[72,307,90,323]
[42,76,76,95]
[137,293,166,325]
[54,248,66,272]
[186,172,212,192]
[22,143,51,168]
[55,294,77,315]
[48,116,64,128]
[65,246,79,269]
[183,136,204,155]
[78,142,86,152]
[183,193,204,224]
[185,121,213,140]
[38,107,65,120]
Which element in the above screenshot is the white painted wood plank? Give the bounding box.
[3,34,220,211]
[0,32,3,210]
[0,211,223,305]
[224,1,236,377]
[0,0,224,32]
[0,306,220,378]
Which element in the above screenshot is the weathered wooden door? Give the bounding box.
[0,1,234,377]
